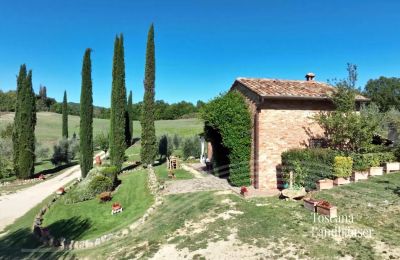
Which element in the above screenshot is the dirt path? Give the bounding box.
[0,151,105,233]
[162,164,237,195]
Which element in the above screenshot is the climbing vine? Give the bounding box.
[201,91,252,186]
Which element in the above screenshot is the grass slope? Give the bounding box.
[75,173,400,259]
[42,170,153,240]
[0,112,203,149]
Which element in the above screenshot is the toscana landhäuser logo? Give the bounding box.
[311,213,374,239]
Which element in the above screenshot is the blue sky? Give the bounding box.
[0,0,399,107]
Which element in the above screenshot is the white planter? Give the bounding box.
[352,171,369,182]
[369,167,383,176]
[333,177,351,186]
[316,179,334,190]
[385,162,400,173]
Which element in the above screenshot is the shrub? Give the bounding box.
[94,132,109,153]
[182,136,200,159]
[51,138,79,166]
[333,156,353,178]
[35,142,50,160]
[0,123,13,139]
[173,134,181,149]
[88,175,113,195]
[349,152,395,171]
[0,138,14,179]
[158,135,174,159]
[64,167,114,204]
[99,166,119,187]
[281,148,339,190]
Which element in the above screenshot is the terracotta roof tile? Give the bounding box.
[234,77,368,101]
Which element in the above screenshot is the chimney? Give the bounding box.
[305,72,315,81]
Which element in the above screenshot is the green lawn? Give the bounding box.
[154,164,193,182]
[42,169,153,240]
[0,112,203,150]
[4,154,399,258]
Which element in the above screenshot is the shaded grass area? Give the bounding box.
[0,194,75,259]
[154,164,193,182]
[0,161,78,194]
[76,173,400,259]
[42,169,153,240]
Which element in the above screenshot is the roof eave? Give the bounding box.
[261,95,370,102]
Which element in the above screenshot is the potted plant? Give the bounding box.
[240,186,248,197]
[351,154,369,182]
[98,191,112,202]
[316,179,334,190]
[55,187,65,195]
[369,156,383,176]
[333,156,352,185]
[316,200,337,218]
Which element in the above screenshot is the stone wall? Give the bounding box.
[256,99,334,190]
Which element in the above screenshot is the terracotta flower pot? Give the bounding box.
[385,162,400,173]
[316,179,334,190]
[333,177,350,186]
[303,198,320,212]
[369,167,383,176]
[352,171,369,182]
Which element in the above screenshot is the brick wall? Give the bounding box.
[256,100,334,190]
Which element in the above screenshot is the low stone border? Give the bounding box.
[1,177,43,187]
[33,166,163,250]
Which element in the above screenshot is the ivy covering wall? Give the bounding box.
[201,91,252,186]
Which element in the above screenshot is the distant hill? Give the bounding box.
[0,89,205,120]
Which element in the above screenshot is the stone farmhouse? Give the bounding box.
[230,73,368,191]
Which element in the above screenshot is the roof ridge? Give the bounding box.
[236,77,331,86]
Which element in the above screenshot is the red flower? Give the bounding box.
[240,186,248,194]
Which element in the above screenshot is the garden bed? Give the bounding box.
[42,169,153,240]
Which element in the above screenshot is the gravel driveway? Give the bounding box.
[0,152,105,233]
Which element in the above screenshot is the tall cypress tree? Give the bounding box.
[140,24,157,165]
[125,90,133,146]
[16,69,36,179]
[13,65,27,176]
[62,90,68,138]
[80,49,93,178]
[109,34,127,170]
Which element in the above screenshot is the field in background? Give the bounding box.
[0,112,203,149]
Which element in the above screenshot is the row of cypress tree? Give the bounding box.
[12,65,37,179]
[110,25,157,170]
[12,25,156,179]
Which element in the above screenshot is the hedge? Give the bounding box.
[349,152,395,171]
[201,91,252,186]
[282,149,396,190]
[281,148,339,190]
